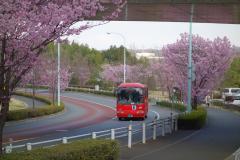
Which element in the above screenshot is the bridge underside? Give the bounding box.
[101,0,240,24]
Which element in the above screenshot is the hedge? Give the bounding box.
[65,87,115,97]
[0,139,119,160]
[178,107,207,130]
[156,100,186,112]
[211,100,240,112]
[7,92,64,121]
[211,100,225,107]
[156,100,207,129]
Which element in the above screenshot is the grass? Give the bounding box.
[6,92,65,121]
[9,98,28,111]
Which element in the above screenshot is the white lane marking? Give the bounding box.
[150,110,160,120]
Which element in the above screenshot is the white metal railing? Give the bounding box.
[233,147,240,160]
[4,114,179,153]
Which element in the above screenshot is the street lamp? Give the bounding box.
[57,41,61,107]
[107,32,126,83]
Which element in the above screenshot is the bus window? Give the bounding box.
[117,88,144,104]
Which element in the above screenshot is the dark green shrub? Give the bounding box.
[0,139,119,160]
[7,93,64,121]
[7,104,64,121]
[7,110,28,121]
[211,100,225,107]
[178,107,207,130]
[25,85,49,90]
[65,87,115,97]
[156,100,186,112]
[212,92,221,99]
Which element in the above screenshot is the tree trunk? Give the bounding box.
[192,95,198,110]
[0,96,10,154]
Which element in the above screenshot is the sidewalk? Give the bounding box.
[120,130,197,160]
[120,108,240,160]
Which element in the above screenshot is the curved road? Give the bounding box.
[6,90,240,160]
[4,91,174,145]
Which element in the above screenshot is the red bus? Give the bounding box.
[116,83,148,120]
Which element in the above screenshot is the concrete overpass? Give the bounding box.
[101,0,240,24]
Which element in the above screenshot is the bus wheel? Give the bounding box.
[145,115,148,119]
[118,117,122,121]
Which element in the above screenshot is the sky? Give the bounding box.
[68,21,240,50]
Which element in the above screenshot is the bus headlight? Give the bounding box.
[137,110,144,114]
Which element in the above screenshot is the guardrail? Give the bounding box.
[4,115,179,154]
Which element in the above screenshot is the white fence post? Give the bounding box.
[5,138,13,154]
[128,124,132,148]
[111,129,115,140]
[92,132,96,139]
[5,146,12,154]
[142,122,146,144]
[27,143,32,151]
[62,137,67,144]
[234,149,240,160]
[153,118,157,140]
[162,120,165,136]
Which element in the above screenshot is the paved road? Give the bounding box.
[4,91,174,148]
[120,108,240,160]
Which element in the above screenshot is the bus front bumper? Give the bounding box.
[117,110,145,118]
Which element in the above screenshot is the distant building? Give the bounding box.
[136,52,164,60]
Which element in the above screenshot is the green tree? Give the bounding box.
[222,56,240,87]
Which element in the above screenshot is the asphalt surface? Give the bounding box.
[120,108,240,160]
[4,90,174,148]
[6,90,239,160]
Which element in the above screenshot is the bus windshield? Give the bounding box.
[117,87,144,104]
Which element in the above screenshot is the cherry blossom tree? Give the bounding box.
[0,0,125,152]
[20,55,71,104]
[162,33,233,108]
[70,55,91,86]
[101,64,157,85]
